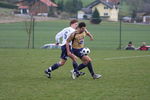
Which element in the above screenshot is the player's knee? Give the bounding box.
[83,60,89,65]
[59,61,65,66]
[89,58,92,62]
[83,62,87,65]
[82,57,92,65]
[86,58,92,63]
[60,62,65,66]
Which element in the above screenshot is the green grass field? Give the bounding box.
[0,20,150,100]
[0,1,150,99]
[0,48,150,100]
[0,20,150,49]
[54,0,95,7]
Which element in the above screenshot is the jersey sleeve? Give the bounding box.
[67,33,75,43]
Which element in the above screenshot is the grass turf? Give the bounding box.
[0,20,150,49]
[0,48,150,100]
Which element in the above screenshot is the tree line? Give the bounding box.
[56,0,83,14]
[122,0,150,13]
[2,0,83,15]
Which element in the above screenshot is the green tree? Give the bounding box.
[64,0,83,14]
[64,0,72,13]
[77,0,83,11]
[57,0,64,12]
[119,0,150,17]
[90,8,102,24]
[51,0,56,3]
[126,0,144,13]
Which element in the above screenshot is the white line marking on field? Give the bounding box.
[104,55,150,60]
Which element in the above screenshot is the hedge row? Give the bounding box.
[0,2,17,9]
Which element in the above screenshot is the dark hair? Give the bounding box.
[78,22,86,28]
[129,41,132,44]
[70,19,78,26]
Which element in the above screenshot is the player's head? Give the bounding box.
[78,22,86,33]
[129,41,132,44]
[142,42,146,46]
[70,19,78,29]
[78,22,86,28]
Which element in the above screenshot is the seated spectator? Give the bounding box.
[125,41,135,50]
[138,42,148,51]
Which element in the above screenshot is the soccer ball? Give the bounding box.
[81,48,90,55]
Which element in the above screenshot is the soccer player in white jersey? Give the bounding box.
[44,20,83,78]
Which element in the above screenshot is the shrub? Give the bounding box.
[90,8,102,24]
[0,2,17,9]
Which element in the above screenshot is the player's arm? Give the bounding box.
[66,33,74,56]
[66,34,78,61]
[85,28,94,41]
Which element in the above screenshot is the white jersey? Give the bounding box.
[55,27,75,46]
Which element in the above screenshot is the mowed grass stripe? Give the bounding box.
[0,48,150,100]
[0,20,150,49]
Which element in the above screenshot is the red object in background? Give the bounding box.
[139,46,149,51]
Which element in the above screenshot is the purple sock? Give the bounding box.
[48,63,60,72]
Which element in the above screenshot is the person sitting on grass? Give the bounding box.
[125,41,135,50]
[138,42,148,51]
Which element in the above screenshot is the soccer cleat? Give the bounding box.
[44,69,51,78]
[78,71,85,76]
[70,70,77,79]
[70,70,85,79]
[92,74,102,79]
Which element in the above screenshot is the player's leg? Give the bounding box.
[47,59,66,72]
[44,45,67,78]
[81,56,94,75]
[48,44,69,70]
[70,59,86,79]
[70,56,80,79]
[71,48,87,71]
[72,47,90,71]
[68,52,79,74]
[68,48,86,74]
[81,56,102,79]
[45,59,66,78]
[68,53,79,77]
[68,48,81,77]
[70,48,86,79]
[76,58,88,72]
